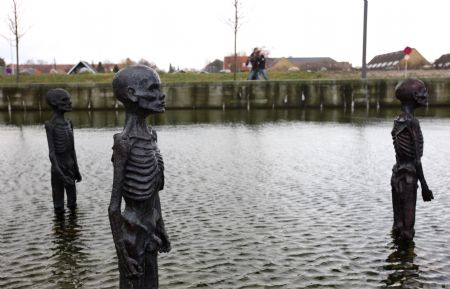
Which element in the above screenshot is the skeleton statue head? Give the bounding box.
[112,65,165,113]
[46,88,72,112]
[395,78,428,107]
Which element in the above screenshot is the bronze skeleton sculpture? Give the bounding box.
[391,78,433,242]
[45,88,82,213]
[109,65,171,289]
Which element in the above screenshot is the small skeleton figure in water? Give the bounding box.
[45,89,82,213]
[391,78,433,242]
[109,65,171,289]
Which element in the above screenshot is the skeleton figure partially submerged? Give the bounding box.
[391,78,433,241]
[109,65,170,289]
[45,89,82,213]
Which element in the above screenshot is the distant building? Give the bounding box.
[203,59,224,73]
[67,61,97,74]
[267,58,293,71]
[223,56,249,72]
[223,55,351,72]
[368,48,430,70]
[5,62,125,74]
[18,64,73,74]
[269,57,351,72]
[433,53,450,69]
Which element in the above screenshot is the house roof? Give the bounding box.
[368,50,405,65]
[286,57,337,66]
[434,53,450,68]
[17,64,73,74]
[67,61,97,74]
[269,58,295,71]
[203,59,224,72]
[368,48,430,69]
[265,57,339,70]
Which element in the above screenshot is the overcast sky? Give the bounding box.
[1,0,450,71]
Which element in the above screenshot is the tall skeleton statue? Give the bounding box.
[391,78,434,242]
[45,89,82,213]
[109,65,171,289]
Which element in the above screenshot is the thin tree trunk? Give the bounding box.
[11,0,20,82]
[233,0,238,81]
[15,35,19,82]
[234,32,237,81]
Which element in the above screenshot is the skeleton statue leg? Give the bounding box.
[51,171,65,212]
[143,250,158,289]
[391,169,417,241]
[66,184,77,210]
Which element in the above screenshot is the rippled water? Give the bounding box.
[1,109,450,288]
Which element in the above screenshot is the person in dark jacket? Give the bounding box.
[245,47,259,80]
[257,49,268,80]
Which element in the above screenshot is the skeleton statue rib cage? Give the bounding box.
[53,121,74,154]
[123,131,164,200]
[392,115,423,164]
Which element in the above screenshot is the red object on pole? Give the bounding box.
[403,46,412,55]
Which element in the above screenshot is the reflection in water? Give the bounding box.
[49,210,86,289]
[2,107,450,127]
[383,233,419,288]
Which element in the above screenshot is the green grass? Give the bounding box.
[1,69,449,85]
[0,71,328,85]
[0,73,113,85]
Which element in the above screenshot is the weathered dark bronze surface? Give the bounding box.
[109,65,170,289]
[45,89,82,213]
[391,78,433,241]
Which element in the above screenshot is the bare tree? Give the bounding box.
[5,0,26,82]
[0,57,5,68]
[138,58,158,69]
[228,0,243,81]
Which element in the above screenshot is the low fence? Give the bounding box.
[1,79,450,111]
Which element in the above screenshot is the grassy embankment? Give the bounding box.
[1,69,450,85]
[0,71,321,84]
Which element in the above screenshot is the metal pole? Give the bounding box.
[405,59,408,79]
[362,0,368,79]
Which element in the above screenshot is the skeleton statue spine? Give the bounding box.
[45,88,82,213]
[391,78,434,242]
[109,65,171,289]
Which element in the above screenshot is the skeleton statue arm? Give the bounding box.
[45,122,73,185]
[69,120,82,182]
[108,135,143,278]
[151,129,165,191]
[410,121,434,201]
[154,193,171,253]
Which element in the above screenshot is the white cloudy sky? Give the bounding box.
[1,0,450,71]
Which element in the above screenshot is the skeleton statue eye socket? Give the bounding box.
[60,96,70,104]
[127,87,135,95]
[415,88,427,98]
[148,83,160,91]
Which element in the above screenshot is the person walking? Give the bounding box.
[257,49,268,80]
[246,47,259,80]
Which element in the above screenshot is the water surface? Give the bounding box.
[1,109,449,288]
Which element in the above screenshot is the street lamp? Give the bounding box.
[362,0,368,79]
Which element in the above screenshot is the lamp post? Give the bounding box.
[362,0,368,79]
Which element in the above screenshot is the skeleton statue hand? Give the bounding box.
[421,185,434,202]
[75,171,82,183]
[123,255,143,279]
